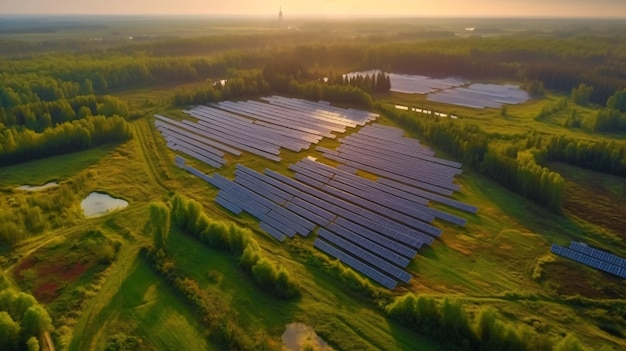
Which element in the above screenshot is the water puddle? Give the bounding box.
[282,323,332,351]
[16,182,58,191]
[81,192,128,218]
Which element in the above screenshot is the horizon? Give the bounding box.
[2,0,626,18]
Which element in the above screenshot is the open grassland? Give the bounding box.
[2,91,625,350]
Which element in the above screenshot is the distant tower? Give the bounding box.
[279,6,283,22]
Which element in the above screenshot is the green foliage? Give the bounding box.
[26,336,40,351]
[325,257,379,298]
[386,294,559,351]
[571,84,594,106]
[521,79,545,98]
[0,311,20,351]
[0,115,131,166]
[542,135,626,176]
[149,202,171,251]
[0,288,52,351]
[141,247,255,350]
[582,108,626,132]
[104,333,144,351]
[535,97,568,121]
[553,334,585,351]
[607,88,626,113]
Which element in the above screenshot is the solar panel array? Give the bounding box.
[166,109,478,290]
[550,242,626,279]
[316,124,477,214]
[154,96,378,167]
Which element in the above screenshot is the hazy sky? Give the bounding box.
[2,0,626,17]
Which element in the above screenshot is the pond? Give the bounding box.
[81,192,128,218]
[282,323,332,351]
[16,182,58,191]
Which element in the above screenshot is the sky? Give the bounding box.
[2,0,626,17]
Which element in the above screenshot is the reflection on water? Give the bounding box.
[81,192,128,218]
[282,323,332,351]
[16,182,58,191]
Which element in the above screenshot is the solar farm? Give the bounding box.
[345,70,529,109]
[551,242,626,279]
[156,96,477,290]
[426,83,530,109]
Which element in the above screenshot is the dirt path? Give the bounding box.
[42,331,55,351]
[69,245,140,351]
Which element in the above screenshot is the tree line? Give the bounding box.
[1,94,130,131]
[172,67,375,109]
[386,293,596,351]
[0,115,131,166]
[0,279,53,351]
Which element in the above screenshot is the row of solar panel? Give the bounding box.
[278,166,441,239]
[295,158,468,226]
[357,125,424,149]
[358,125,431,151]
[378,177,477,214]
[569,242,626,268]
[237,99,351,132]
[194,113,312,150]
[334,148,460,193]
[266,96,378,122]
[302,161,460,227]
[338,156,455,197]
[338,138,459,178]
[161,133,226,166]
[155,116,240,155]
[326,222,411,267]
[302,157,429,207]
[314,239,397,289]
[253,164,433,253]
[262,96,378,124]
[191,104,325,144]
[237,99,348,131]
[352,126,463,169]
[159,114,256,155]
[156,114,282,162]
[345,129,435,158]
[551,244,626,278]
[183,119,281,158]
[211,175,312,239]
[338,136,452,176]
[160,126,226,157]
[188,108,309,152]
[164,139,224,169]
[333,217,417,258]
[213,101,336,139]
[318,228,412,282]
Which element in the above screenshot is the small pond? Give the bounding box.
[16,182,58,191]
[81,192,128,218]
[282,323,332,351]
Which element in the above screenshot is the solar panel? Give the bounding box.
[551,243,626,278]
[327,222,411,267]
[314,238,397,289]
[259,222,286,242]
[318,228,411,282]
